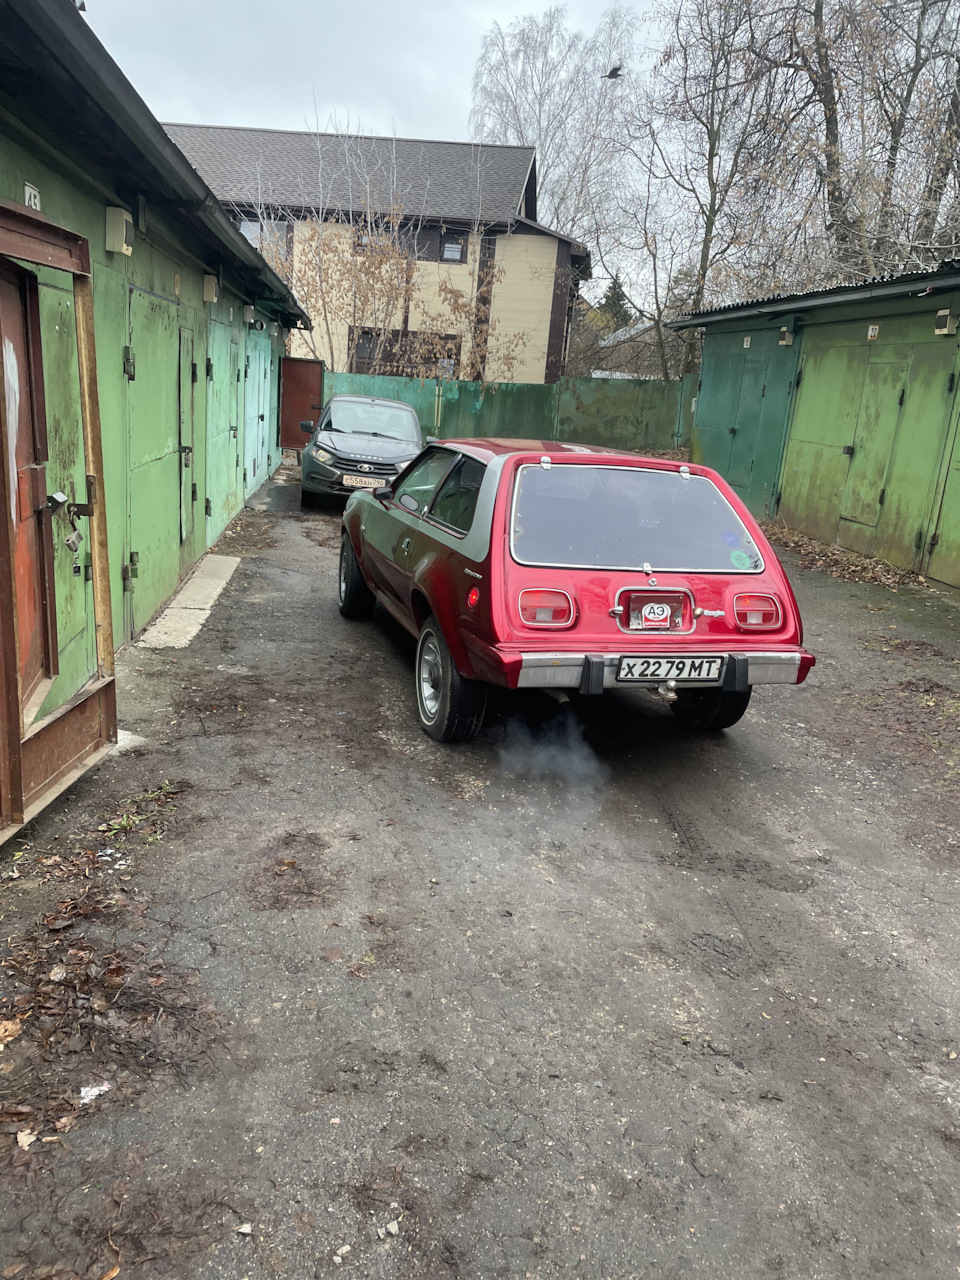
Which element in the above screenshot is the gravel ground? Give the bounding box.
[1,469,959,1280]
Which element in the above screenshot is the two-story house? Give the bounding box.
[165,124,590,384]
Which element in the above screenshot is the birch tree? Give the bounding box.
[469,6,636,246]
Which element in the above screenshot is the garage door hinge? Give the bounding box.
[878,487,885,505]
[243,467,248,484]
[795,368,803,387]
[122,345,135,380]
[898,388,905,406]
[206,357,214,380]
[929,532,940,549]
[915,529,924,549]
[191,482,198,502]
[949,372,955,394]
[205,497,212,516]
[191,361,198,384]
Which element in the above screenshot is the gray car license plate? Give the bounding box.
[617,655,724,683]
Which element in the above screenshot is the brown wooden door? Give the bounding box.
[0,262,56,716]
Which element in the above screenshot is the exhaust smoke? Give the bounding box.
[498,706,608,792]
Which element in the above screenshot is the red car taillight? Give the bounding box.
[733,593,782,629]
[519,589,574,626]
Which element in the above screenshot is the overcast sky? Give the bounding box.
[84,0,617,141]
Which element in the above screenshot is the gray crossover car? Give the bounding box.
[300,395,424,503]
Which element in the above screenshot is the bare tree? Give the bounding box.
[606,0,790,371]
[469,5,636,247]
[747,0,960,275]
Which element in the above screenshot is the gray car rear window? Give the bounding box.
[510,465,764,573]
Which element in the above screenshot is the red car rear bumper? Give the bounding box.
[462,636,815,691]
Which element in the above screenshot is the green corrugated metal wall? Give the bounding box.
[691,328,800,516]
[321,371,693,451]
[691,292,960,587]
[0,127,288,702]
[779,303,960,579]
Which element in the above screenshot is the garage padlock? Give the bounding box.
[64,508,84,554]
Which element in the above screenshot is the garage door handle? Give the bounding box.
[728,427,737,435]
[843,444,854,456]
[401,536,411,551]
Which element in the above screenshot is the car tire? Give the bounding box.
[338,533,376,620]
[415,616,487,743]
[670,687,752,731]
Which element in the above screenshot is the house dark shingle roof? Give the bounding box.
[163,123,536,225]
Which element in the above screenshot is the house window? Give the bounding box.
[238,217,291,264]
[353,329,380,373]
[441,234,465,264]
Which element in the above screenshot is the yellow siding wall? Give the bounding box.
[286,222,561,385]
[486,234,558,383]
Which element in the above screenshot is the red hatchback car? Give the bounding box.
[339,439,815,742]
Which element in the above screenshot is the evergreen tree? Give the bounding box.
[599,273,634,331]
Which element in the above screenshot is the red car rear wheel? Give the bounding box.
[415,617,486,743]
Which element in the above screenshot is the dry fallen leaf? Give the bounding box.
[95,1267,120,1280]
[236,1223,253,1235]
[16,1130,37,1150]
[0,1020,22,1045]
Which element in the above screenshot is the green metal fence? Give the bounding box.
[320,371,693,451]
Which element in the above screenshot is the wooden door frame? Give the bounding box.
[0,202,115,846]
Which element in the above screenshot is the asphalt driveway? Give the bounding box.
[2,468,959,1280]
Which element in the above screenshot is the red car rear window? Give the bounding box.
[510,465,764,573]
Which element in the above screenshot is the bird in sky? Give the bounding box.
[603,64,623,79]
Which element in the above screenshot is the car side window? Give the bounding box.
[392,449,455,513]
[427,456,486,534]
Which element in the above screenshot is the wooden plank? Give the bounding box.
[20,677,116,816]
[0,199,90,275]
[73,274,115,676]
[0,267,25,825]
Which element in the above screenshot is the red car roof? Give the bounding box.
[441,438,694,469]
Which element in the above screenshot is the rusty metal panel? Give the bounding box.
[179,328,195,544]
[837,350,911,548]
[691,328,801,515]
[127,288,180,631]
[557,377,681,451]
[926,407,960,586]
[876,342,960,570]
[778,341,870,543]
[280,356,323,448]
[204,321,242,543]
[20,677,116,819]
[443,379,554,440]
